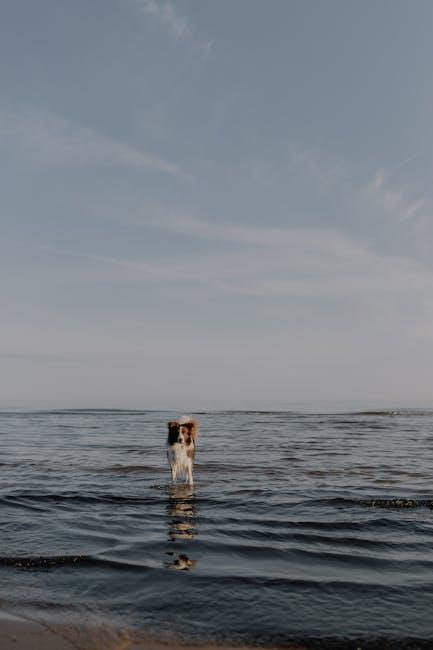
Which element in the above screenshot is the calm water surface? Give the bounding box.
[1,409,433,647]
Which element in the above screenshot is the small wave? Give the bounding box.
[286,636,433,650]
[349,409,433,417]
[0,554,142,572]
[0,492,163,506]
[101,465,163,475]
[0,409,154,417]
[196,461,266,473]
[0,490,223,509]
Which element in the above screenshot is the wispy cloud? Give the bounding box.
[135,0,191,40]
[148,215,433,297]
[371,168,385,192]
[127,0,213,52]
[288,144,345,190]
[80,203,433,308]
[0,111,187,179]
[366,166,426,223]
[390,153,418,174]
[285,144,428,226]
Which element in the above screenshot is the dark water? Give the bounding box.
[1,409,433,648]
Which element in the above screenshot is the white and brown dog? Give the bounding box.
[167,416,199,485]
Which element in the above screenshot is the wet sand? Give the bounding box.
[0,616,303,650]
[2,615,433,649]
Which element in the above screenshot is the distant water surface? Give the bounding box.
[1,409,433,648]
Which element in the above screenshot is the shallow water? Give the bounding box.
[1,409,433,647]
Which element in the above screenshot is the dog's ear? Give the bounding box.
[168,421,177,430]
[187,420,199,439]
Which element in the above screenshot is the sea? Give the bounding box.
[1,408,433,649]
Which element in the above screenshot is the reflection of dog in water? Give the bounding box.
[166,484,197,541]
[167,417,199,485]
[165,552,197,570]
[165,484,198,570]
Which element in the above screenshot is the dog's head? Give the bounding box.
[167,417,199,446]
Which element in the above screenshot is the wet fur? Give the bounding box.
[167,417,199,486]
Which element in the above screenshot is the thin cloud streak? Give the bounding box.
[127,0,212,51]
[366,168,426,223]
[132,0,191,39]
[0,112,187,179]
[147,218,433,300]
[12,218,433,306]
[287,144,428,226]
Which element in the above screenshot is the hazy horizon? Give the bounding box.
[2,399,433,414]
[2,0,433,407]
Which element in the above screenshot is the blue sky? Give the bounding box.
[1,0,433,408]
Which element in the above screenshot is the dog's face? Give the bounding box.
[168,421,182,446]
[168,421,195,446]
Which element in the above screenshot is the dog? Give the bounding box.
[167,416,199,485]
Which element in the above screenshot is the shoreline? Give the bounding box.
[0,615,304,650]
[3,616,433,650]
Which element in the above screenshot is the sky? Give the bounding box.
[1,0,433,408]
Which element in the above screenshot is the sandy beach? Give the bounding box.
[0,615,304,650]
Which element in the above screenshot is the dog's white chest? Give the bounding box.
[167,443,190,470]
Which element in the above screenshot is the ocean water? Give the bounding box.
[1,409,433,648]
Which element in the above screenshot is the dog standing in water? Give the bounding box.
[167,416,199,485]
